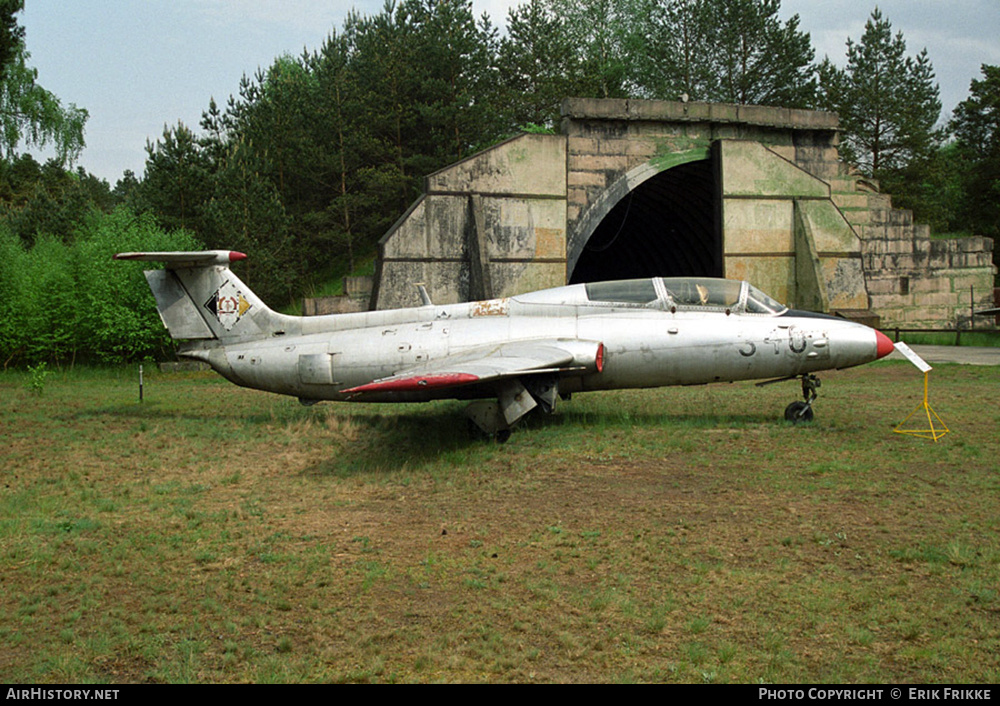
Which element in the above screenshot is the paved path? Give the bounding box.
[886,344,1000,366]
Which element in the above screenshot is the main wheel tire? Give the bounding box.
[784,401,814,424]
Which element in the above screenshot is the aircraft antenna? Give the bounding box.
[415,283,433,307]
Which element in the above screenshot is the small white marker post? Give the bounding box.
[139,364,144,403]
[893,342,949,441]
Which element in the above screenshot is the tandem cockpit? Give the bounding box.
[514,277,789,315]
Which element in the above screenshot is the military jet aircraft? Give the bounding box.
[116,250,895,441]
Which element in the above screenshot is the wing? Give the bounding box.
[341,339,605,395]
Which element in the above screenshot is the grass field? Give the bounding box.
[1,361,999,683]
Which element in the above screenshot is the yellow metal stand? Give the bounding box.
[894,371,949,441]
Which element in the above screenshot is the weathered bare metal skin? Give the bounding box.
[118,250,892,434]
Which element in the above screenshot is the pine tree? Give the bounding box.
[139,123,212,234]
[631,0,714,101]
[819,8,941,179]
[548,0,631,100]
[950,64,1000,252]
[706,0,816,107]
[631,0,815,107]
[497,0,579,129]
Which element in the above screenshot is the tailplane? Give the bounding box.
[115,250,279,343]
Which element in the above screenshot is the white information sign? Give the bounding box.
[894,341,933,373]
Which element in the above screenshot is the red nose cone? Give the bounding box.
[875,330,894,359]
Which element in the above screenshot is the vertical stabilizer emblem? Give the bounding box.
[205,279,252,330]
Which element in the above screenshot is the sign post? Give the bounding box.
[892,342,949,441]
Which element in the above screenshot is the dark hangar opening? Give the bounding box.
[569,158,720,284]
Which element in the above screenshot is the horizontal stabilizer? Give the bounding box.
[114,251,247,268]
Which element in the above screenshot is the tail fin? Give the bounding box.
[115,250,279,343]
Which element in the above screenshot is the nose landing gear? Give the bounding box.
[784,374,820,424]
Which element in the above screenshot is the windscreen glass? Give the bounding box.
[745,284,787,314]
[585,279,659,305]
[661,278,742,308]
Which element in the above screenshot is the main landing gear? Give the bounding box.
[783,374,820,424]
[465,375,560,443]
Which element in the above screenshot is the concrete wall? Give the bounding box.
[373,133,567,309]
[302,276,373,315]
[851,194,995,327]
[718,139,867,311]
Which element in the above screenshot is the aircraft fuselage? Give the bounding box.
[180,294,882,404]
[117,251,892,434]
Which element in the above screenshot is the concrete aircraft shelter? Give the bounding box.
[371,98,994,328]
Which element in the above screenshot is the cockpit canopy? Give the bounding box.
[581,277,787,314]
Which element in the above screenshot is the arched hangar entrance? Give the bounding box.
[373,100,880,315]
[569,156,719,284]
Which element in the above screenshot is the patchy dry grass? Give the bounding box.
[1,361,999,683]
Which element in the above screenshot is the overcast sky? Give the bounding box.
[19,0,1000,184]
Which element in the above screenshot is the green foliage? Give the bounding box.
[0,154,114,244]
[950,64,1000,249]
[630,0,717,102]
[629,0,816,107]
[0,228,74,365]
[710,0,817,107]
[0,224,27,364]
[548,0,631,100]
[0,1,25,78]
[879,142,966,235]
[135,0,508,306]
[74,208,203,363]
[0,0,976,322]
[519,123,556,135]
[124,0,828,310]
[25,360,47,395]
[0,1,87,165]
[0,208,202,367]
[497,0,580,129]
[138,123,212,234]
[0,0,990,373]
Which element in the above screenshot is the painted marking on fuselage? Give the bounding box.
[789,329,807,353]
[472,298,510,317]
[764,328,785,354]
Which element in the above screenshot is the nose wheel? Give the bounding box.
[784,374,820,424]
